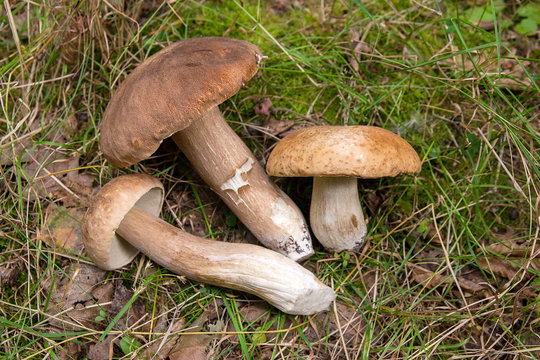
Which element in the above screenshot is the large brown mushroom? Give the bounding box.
[82,174,335,315]
[267,126,422,252]
[99,37,313,262]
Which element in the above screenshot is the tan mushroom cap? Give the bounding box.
[82,174,163,270]
[266,126,422,178]
[100,37,263,167]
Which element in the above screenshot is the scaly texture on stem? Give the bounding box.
[310,177,367,252]
[116,206,335,315]
[172,106,313,262]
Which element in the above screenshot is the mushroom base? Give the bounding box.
[310,177,367,252]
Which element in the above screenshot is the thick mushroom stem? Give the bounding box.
[310,177,367,252]
[116,206,335,315]
[172,106,313,262]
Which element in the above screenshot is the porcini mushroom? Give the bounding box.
[82,174,335,315]
[266,126,422,252]
[100,37,313,262]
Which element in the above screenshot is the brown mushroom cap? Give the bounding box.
[100,37,263,167]
[82,174,163,270]
[266,126,422,178]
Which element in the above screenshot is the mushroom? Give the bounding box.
[266,126,422,252]
[82,174,335,315]
[100,37,313,262]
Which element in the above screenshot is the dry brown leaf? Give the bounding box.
[109,283,149,331]
[253,99,295,138]
[169,311,215,360]
[521,332,540,359]
[0,264,20,287]
[270,0,289,14]
[408,263,487,294]
[254,98,272,117]
[408,263,450,289]
[42,263,114,331]
[55,342,85,360]
[348,29,372,73]
[38,205,85,253]
[478,228,540,282]
[444,49,534,90]
[239,302,270,323]
[59,14,90,65]
[88,335,114,360]
[0,138,35,165]
[4,126,97,203]
[22,151,78,201]
[478,256,540,280]
[141,318,185,360]
[263,116,295,137]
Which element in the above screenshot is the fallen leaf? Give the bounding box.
[443,48,534,90]
[39,205,85,253]
[365,192,383,213]
[88,334,114,360]
[0,264,20,287]
[478,256,540,281]
[59,14,90,65]
[254,98,272,117]
[329,301,365,347]
[263,116,294,137]
[239,302,270,324]
[270,0,289,14]
[409,263,451,289]
[278,123,309,138]
[141,318,185,360]
[42,263,114,331]
[521,332,540,359]
[109,283,149,331]
[253,99,295,138]
[169,311,215,360]
[22,151,80,201]
[348,29,372,73]
[0,138,34,165]
[3,127,98,204]
[55,342,85,360]
[408,263,488,294]
[477,228,540,283]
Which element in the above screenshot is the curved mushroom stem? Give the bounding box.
[310,177,367,252]
[172,106,313,262]
[116,206,335,315]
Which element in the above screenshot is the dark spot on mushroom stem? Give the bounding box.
[352,233,367,252]
[351,214,358,228]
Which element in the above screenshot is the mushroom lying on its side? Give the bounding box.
[82,174,335,315]
[99,37,313,262]
[267,126,422,252]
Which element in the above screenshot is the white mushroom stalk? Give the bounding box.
[310,177,367,252]
[99,37,314,262]
[82,174,335,315]
[266,126,422,253]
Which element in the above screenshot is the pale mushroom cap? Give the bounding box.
[267,126,422,178]
[82,174,164,270]
[100,37,263,167]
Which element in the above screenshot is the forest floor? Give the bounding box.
[1,0,539,359]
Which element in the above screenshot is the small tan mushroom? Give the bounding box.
[99,37,313,262]
[82,174,335,315]
[266,126,422,252]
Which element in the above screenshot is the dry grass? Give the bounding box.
[1,0,539,359]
